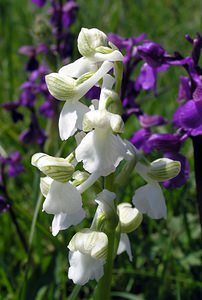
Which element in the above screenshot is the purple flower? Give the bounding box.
[39,97,56,118]
[177,76,191,102]
[0,196,10,213]
[62,1,79,27]
[20,126,46,145]
[108,32,146,64]
[147,133,181,153]
[135,63,169,92]
[173,98,202,136]
[130,128,152,154]
[139,114,167,128]
[32,0,46,7]
[137,41,165,67]
[6,152,25,177]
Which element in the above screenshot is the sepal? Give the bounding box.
[117,203,143,233]
[31,153,74,183]
[147,158,181,181]
[45,73,75,101]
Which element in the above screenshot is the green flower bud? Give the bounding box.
[45,73,76,101]
[117,203,143,233]
[31,153,74,183]
[147,158,181,181]
[77,28,108,57]
[68,229,108,260]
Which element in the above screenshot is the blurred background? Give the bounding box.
[0,0,201,299]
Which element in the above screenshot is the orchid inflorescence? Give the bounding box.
[31,28,181,286]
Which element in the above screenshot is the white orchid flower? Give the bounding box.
[46,61,114,140]
[68,229,108,285]
[75,74,126,176]
[133,162,167,219]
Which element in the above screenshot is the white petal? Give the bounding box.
[59,101,89,140]
[75,129,126,176]
[76,61,113,100]
[95,189,116,215]
[132,182,167,219]
[51,209,86,236]
[43,181,82,215]
[117,233,133,261]
[90,50,123,62]
[68,251,104,285]
[59,57,97,78]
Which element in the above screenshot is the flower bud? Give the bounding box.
[31,153,74,182]
[77,28,108,57]
[45,73,76,101]
[68,229,108,260]
[147,158,181,181]
[117,203,143,233]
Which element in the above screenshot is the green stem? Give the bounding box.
[94,230,116,300]
[111,61,123,115]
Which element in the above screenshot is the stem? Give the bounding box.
[112,61,123,115]
[9,206,28,253]
[94,230,116,300]
[192,136,202,229]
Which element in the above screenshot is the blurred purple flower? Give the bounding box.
[32,0,46,7]
[0,196,10,213]
[130,128,152,154]
[139,114,167,128]
[177,76,191,102]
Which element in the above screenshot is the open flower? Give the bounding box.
[68,229,108,285]
[32,153,86,235]
[132,160,180,219]
[75,109,126,176]
[46,61,114,140]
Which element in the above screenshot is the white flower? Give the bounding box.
[77,27,123,61]
[46,61,114,141]
[39,178,86,235]
[117,233,133,262]
[133,162,167,219]
[75,129,126,176]
[75,107,126,176]
[68,229,108,285]
[132,181,167,219]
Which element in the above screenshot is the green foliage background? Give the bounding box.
[0,0,201,299]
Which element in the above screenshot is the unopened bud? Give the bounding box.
[78,28,108,57]
[118,203,143,233]
[45,73,76,101]
[147,158,181,181]
[31,153,74,182]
